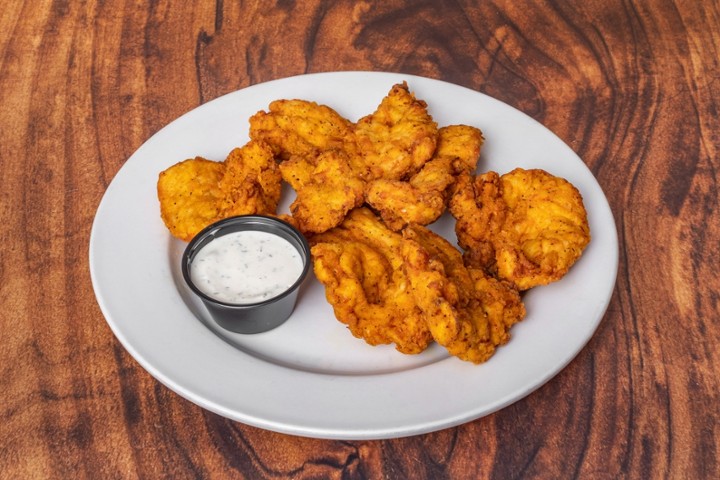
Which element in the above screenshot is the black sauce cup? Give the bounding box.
[182,215,311,334]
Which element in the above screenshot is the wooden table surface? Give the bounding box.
[2,1,718,478]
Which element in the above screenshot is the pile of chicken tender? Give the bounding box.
[158,82,590,364]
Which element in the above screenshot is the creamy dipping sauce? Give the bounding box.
[190,230,304,304]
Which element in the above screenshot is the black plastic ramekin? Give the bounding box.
[182,215,310,334]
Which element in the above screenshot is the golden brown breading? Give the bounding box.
[435,124,484,174]
[157,141,282,242]
[467,268,526,347]
[277,154,316,191]
[285,150,365,234]
[157,158,226,242]
[248,99,354,160]
[310,208,434,354]
[401,225,525,364]
[450,168,590,290]
[495,168,590,289]
[365,125,484,230]
[366,156,455,231]
[352,82,438,181]
[448,171,506,271]
[218,140,282,217]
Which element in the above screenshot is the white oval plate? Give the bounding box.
[90,72,618,440]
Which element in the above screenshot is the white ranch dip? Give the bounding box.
[190,230,304,304]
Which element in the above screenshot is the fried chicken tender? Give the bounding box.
[366,156,455,231]
[450,168,590,290]
[157,141,282,241]
[467,268,526,347]
[282,150,365,234]
[248,99,354,160]
[353,82,438,181]
[436,124,485,174]
[219,141,282,216]
[448,171,504,269]
[365,125,484,230]
[157,158,226,242]
[401,225,525,364]
[276,154,316,191]
[310,208,433,354]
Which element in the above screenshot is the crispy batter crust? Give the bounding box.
[157,141,281,241]
[365,125,483,230]
[310,208,434,354]
[157,157,226,242]
[285,150,365,234]
[450,168,590,290]
[249,99,354,160]
[219,141,282,217]
[402,225,525,364]
[353,82,438,181]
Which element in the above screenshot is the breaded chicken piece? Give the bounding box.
[219,140,282,217]
[366,156,455,231]
[467,268,526,347]
[450,168,590,290]
[365,125,484,230]
[249,98,365,234]
[157,158,226,241]
[495,168,590,289]
[436,124,484,174]
[157,141,282,241]
[448,171,505,271]
[285,150,365,234]
[401,225,525,364]
[352,82,438,181]
[311,208,433,354]
[277,154,316,191]
[248,99,354,161]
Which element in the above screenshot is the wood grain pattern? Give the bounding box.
[1,0,718,478]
